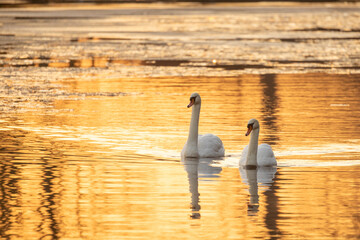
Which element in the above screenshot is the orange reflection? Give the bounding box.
[1,74,359,239]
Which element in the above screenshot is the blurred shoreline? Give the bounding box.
[1,1,360,76]
[1,1,360,9]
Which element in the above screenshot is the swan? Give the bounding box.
[181,93,225,158]
[240,119,277,167]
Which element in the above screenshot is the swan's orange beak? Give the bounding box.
[245,124,253,136]
[187,98,195,108]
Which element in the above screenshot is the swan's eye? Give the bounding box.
[247,123,254,128]
[190,97,196,101]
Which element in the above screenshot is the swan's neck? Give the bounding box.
[184,103,201,158]
[246,128,259,166]
[187,103,200,147]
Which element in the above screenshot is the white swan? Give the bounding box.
[181,93,225,158]
[240,119,277,167]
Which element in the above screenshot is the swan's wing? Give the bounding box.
[239,145,249,166]
[257,144,277,166]
[198,134,225,158]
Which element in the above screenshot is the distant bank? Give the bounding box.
[1,0,359,8]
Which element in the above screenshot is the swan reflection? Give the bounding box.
[239,166,277,215]
[182,157,223,219]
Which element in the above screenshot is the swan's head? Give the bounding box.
[187,92,201,108]
[245,119,259,136]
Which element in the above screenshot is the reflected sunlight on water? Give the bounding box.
[0,73,359,239]
[1,3,360,239]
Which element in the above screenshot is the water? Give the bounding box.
[1,3,360,240]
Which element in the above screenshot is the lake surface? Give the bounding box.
[0,3,360,240]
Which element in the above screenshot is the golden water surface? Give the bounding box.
[1,3,360,240]
[0,74,359,239]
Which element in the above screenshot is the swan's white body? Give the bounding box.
[240,144,276,166]
[198,134,224,158]
[240,119,276,167]
[182,93,225,158]
[182,134,225,158]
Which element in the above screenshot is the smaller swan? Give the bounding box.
[240,119,276,167]
[181,93,225,158]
